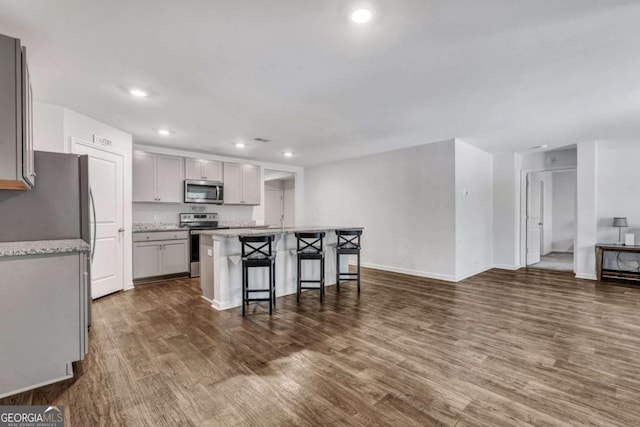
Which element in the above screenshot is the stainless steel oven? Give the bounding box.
[184,180,224,204]
[180,213,224,278]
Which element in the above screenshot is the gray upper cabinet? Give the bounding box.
[0,34,33,190]
[185,158,222,182]
[133,152,184,203]
[223,162,261,205]
[241,164,260,205]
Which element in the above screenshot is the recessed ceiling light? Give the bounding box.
[158,129,171,136]
[235,142,246,148]
[128,88,148,97]
[284,151,293,157]
[351,9,372,23]
[531,144,548,150]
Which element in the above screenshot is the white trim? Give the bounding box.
[494,264,521,271]
[70,136,126,156]
[200,295,214,304]
[455,266,493,281]
[520,167,578,272]
[575,273,597,281]
[358,261,457,282]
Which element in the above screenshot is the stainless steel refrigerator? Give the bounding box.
[0,150,92,323]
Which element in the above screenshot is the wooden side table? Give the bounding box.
[596,244,640,283]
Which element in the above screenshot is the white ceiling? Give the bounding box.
[1,0,639,166]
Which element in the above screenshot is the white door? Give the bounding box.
[264,187,284,226]
[526,173,542,265]
[73,141,125,299]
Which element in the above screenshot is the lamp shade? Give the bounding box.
[613,217,629,227]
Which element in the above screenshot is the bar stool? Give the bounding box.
[239,235,276,316]
[295,232,325,302]
[336,229,363,293]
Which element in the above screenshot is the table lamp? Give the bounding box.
[613,217,629,244]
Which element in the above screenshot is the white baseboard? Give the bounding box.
[455,266,493,282]
[356,261,457,282]
[575,273,597,281]
[493,264,521,271]
[200,295,213,304]
[212,298,243,311]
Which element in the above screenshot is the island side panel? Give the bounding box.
[199,235,214,302]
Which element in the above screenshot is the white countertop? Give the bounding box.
[0,239,90,257]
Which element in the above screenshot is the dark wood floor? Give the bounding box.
[3,268,640,426]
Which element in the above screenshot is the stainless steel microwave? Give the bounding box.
[184,180,224,204]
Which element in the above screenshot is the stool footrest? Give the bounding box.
[246,289,272,292]
[245,298,272,302]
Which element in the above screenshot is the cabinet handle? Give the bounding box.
[31,172,37,177]
[118,228,125,233]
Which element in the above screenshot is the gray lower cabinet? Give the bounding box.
[133,231,189,279]
[0,252,89,399]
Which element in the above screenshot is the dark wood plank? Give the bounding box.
[4,269,640,426]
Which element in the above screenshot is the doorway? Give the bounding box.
[525,169,576,272]
[72,139,125,299]
[264,169,295,227]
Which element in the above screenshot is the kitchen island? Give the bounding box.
[197,226,363,310]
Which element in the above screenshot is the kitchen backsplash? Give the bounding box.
[133,202,258,225]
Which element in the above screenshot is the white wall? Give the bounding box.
[32,103,63,153]
[575,142,598,279]
[597,141,640,244]
[132,203,255,225]
[33,102,134,289]
[521,148,578,171]
[455,140,493,280]
[305,139,457,281]
[492,152,522,269]
[283,179,295,227]
[551,170,576,252]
